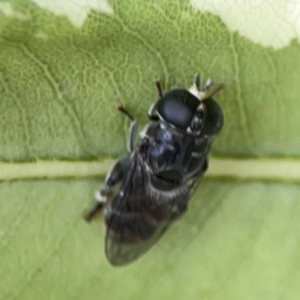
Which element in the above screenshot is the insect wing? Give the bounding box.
[105,219,169,266]
[104,154,170,266]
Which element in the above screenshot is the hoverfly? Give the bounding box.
[84,74,224,266]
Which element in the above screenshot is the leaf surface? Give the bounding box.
[0,1,299,299]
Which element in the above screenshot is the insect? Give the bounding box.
[84,74,224,266]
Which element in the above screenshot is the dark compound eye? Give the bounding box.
[202,98,224,135]
[156,89,199,129]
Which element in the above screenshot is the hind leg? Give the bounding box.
[84,155,130,222]
[117,105,138,152]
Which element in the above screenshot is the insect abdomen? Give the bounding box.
[105,196,159,243]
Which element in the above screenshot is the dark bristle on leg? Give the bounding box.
[194,73,201,91]
[84,201,103,223]
[117,105,135,120]
[155,80,164,98]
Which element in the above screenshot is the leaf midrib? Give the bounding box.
[0,157,299,183]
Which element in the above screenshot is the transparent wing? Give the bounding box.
[104,152,171,266]
[105,221,169,266]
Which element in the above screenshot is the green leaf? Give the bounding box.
[0,0,299,299]
[1,180,300,300]
[1,0,300,160]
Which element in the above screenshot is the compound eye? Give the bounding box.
[156,90,200,129]
[158,99,193,129]
[202,98,224,135]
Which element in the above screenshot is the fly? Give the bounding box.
[84,74,224,266]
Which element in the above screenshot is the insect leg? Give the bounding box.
[84,200,105,222]
[117,105,138,152]
[148,79,163,121]
[155,79,164,97]
[84,155,130,222]
[104,154,130,189]
[148,102,159,121]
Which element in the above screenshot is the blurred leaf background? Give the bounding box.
[0,0,300,299]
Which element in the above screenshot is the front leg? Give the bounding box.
[148,79,164,121]
[148,102,159,121]
[85,104,137,222]
[117,105,138,152]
